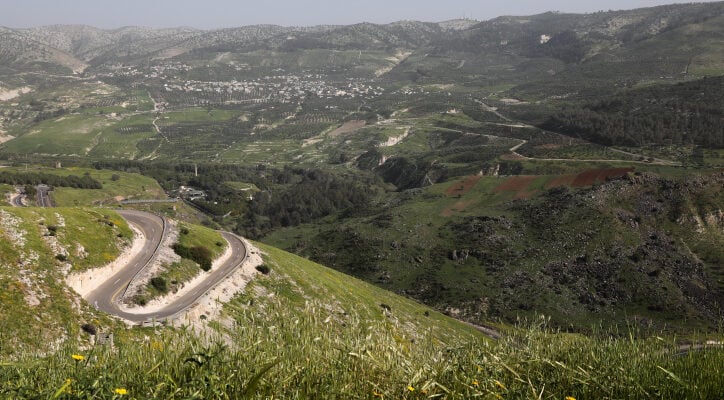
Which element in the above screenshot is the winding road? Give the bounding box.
[85,209,248,323]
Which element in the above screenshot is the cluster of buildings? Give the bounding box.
[98,61,387,105]
[161,74,385,104]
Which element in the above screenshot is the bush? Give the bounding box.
[81,323,97,335]
[173,243,212,271]
[255,264,271,275]
[55,254,67,262]
[150,277,168,293]
[180,227,190,235]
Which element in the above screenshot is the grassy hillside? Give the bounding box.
[265,169,724,333]
[0,241,722,398]
[0,207,131,358]
[0,166,166,206]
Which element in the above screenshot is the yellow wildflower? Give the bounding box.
[472,379,479,386]
[151,341,164,352]
[373,390,383,398]
[114,388,128,395]
[565,397,576,400]
[71,354,84,361]
[494,380,506,390]
[62,378,73,394]
[407,385,415,392]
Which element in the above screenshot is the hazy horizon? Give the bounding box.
[2,0,722,30]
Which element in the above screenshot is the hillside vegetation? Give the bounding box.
[0,207,131,358]
[0,3,724,396]
[0,242,722,399]
[266,170,724,332]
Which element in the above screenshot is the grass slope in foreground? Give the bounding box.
[2,242,723,398]
[0,207,131,358]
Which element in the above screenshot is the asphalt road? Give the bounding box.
[86,209,247,323]
[36,185,53,207]
[10,193,25,207]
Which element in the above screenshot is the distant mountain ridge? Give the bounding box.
[0,2,722,77]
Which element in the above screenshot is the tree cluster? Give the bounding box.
[0,172,102,189]
[539,77,724,148]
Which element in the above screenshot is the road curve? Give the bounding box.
[10,193,25,207]
[85,210,247,323]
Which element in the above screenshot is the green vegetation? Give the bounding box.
[0,167,166,207]
[0,244,722,398]
[135,222,226,304]
[0,207,130,357]
[1,3,724,395]
[0,171,101,189]
[265,170,724,332]
[175,222,226,260]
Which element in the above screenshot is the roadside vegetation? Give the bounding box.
[0,243,722,399]
[133,222,227,305]
[0,207,130,358]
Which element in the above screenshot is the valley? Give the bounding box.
[0,2,723,398]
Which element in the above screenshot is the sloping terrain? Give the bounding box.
[0,207,131,358]
[265,170,724,332]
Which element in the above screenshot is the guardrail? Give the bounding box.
[120,199,179,204]
[160,232,250,324]
[118,211,169,301]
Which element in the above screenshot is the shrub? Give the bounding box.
[255,264,270,275]
[80,323,97,335]
[55,254,67,262]
[173,243,212,271]
[150,277,168,293]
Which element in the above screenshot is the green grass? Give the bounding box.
[1,245,722,398]
[0,166,167,207]
[0,216,723,398]
[0,207,130,358]
[134,222,227,303]
[0,111,160,159]
[159,108,241,125]
[176,222,226,259]
[0,184,14,206]
[2,115,112,155]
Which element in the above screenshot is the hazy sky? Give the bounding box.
[2,0,721,29]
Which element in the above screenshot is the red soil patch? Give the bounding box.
[494,176,538,193]
[546,174,577,189]
[570,168,633,187]
[441,200,474,217]
[445,175,481,197]
[328,120,366,137]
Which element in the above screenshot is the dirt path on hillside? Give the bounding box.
[473,100,682,166]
